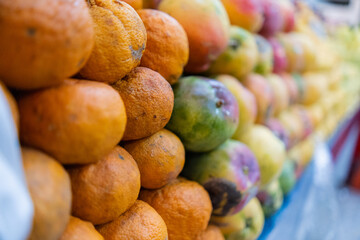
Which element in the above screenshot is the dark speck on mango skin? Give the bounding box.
[118,153,124,160]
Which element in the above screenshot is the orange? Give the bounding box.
[143,0,162,9]
[79,0,146,84]
[18,79,126,165]
[0,81,19,131]
[68,146,140,225]
[139,178,212,240]
[0,0,94,90]
[198,225,225,240]
[59,216,104,240]
[138,9,189,84]
[123,129,185,189]
[97,200,168,240]
[22,147,71,240]
[112,67,174,140]
[122,0,143,9]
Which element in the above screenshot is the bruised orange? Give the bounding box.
[198,225,225,240]
[112,67,174,141]
[79,0,146,84]
[68,146,140,225]
[18,79,126,165]
[0,0,94,89]
[123,129,185,189]
[22,147,71,240]
[59,216,104,240]
[97,200,168,240]
[140,178,212,240]
[138,9,189,84]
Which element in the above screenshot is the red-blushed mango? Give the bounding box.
[158,0,230,73]
[266,74,290,116]
[208,26,258,79]
[220,0,263,32]
[243,74,274,124]
[268,37,288,74]
[279,0,295,32]
[259,0,284,37]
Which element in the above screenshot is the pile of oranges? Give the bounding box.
[1,0,360,240]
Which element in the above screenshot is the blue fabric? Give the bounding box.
[0,90,33,240]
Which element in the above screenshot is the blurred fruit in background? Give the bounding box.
[254,34,274,75]
[211,198,265,240]
[266,74,290,116]
[279,0,295,32]
[268,37,288,73]
[166,76,239,152]
[277,33,305,73]
[279,159,297,195]
[158,0,230,73]
[208,26,258,79]
[259,0,284,37]
[256,179,284,217]
[183,139,260,216]
[243,74,274,124]
[301,72,328,106]
[279,73,300,105]
[239,125,286,187]
[220,0,264,32]
[265,118,290,150]
[22,147,71,240]
[216,75,257,139]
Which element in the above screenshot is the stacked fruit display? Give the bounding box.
[0,0,359,240]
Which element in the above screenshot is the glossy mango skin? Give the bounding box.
[159,0,230,73]
[208,26,258,79]
[166,76,239,152]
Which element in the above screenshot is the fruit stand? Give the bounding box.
[0,0,360,240]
